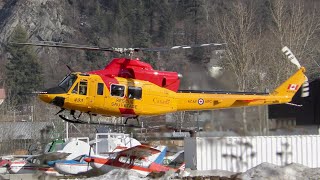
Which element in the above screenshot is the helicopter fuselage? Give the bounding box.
[40,73,178,117]
[38,57,306,118]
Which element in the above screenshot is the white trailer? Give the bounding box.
[185,135,320,172]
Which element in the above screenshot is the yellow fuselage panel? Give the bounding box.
[175,93,290,111]
[56,75,178,116]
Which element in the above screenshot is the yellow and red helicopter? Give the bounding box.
[14,42,307,127]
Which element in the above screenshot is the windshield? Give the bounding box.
[73,155,83,162]
[58,74,77,93]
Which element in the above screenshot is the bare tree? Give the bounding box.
[268,0,320,82]
[213,1,263,134]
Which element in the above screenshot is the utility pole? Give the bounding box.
[266,105,269,135]
[196,111,200,132]
[66,121,69,139]
[265,88,269,135]
[31,105,34,122]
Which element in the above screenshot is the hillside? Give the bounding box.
[0,0,225,88]
[0,0,320,133]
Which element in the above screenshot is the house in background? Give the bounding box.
[269,78,320,133]
[0,88,5,105]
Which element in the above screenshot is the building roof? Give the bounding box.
[0,89,5,99]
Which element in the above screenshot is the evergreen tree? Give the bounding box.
[84,50,107,70]
[5,26,43,108]
[157,0,175,45]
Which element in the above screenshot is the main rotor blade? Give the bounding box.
[10,41,116,52]
[10,41,226,53]
[139,43,227,52]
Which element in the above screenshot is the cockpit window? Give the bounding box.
[111,84,125,97]
[72,83,78,94]
[73,155,83,161]
[79,81,88,95]
[58,74,77,93]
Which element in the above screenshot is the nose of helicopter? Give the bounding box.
[38,94,66,107]
[38,93,53,103]
[38,86,67,107]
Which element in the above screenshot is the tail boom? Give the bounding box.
[176,67,306,111]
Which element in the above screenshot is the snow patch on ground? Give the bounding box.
[182,168,235,178]
[84,169,146,180]
[238,163,320,180]
[82,163,320,180]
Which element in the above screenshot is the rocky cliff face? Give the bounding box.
[0,0,223,88]
[0,0,89,86]
[0,0,75,46]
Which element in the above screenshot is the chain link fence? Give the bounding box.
[0,98,211,155]
[0,101,105,155]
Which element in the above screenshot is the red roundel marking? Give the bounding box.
[198,98,204,105]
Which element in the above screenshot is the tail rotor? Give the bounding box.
[282,46,301,69]
[282,46,309,98]
[301,79,309,97]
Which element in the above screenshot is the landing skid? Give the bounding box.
[58,115,143,128]
[124,117,140,125]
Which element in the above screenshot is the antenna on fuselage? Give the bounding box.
[66,65,75,73]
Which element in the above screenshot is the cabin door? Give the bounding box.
[69,79,89,107]
[91,81,107,112]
